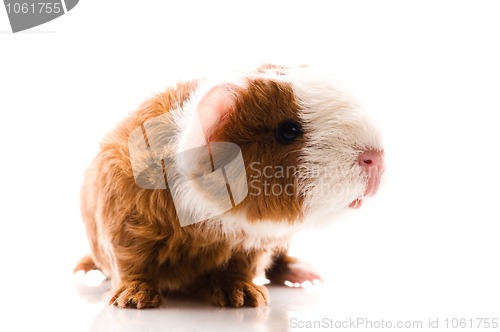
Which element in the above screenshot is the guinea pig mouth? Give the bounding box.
[349,163,383,209]
[349,198,363,209]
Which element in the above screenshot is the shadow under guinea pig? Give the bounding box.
[74,271,323,332]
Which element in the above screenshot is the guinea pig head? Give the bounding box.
[172,66,383,230]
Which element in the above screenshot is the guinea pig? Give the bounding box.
[75,64,384,308]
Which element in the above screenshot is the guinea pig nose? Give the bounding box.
[358,150,384,169]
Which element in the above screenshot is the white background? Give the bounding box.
[1,1,499,331]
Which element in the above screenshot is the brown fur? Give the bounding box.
[78,77,310,308]
[221,78,305,222]
[266,253,299,284]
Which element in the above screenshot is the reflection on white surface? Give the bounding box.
[74,273,323,332]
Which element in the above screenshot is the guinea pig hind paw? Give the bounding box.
[268,261,323,286]
[73,255,99,273]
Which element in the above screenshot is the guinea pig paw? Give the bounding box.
[270,261,323,287]
[73,255,99,273]
[109,281,161,309]
[211,281,269,307]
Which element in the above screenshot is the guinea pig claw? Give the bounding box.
[349,198,363,209]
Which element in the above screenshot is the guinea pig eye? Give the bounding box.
[274,120,303,145]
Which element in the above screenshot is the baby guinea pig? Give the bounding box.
[75,64,384,308]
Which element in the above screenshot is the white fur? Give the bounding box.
[168,78,248,226]
[285,68,382,226]
[218,212,302,250]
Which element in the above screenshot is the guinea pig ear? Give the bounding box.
[179,84,239,153]
[169,83,247,227]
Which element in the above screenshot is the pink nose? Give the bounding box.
[358,149,384,196]
[358,150,384,169]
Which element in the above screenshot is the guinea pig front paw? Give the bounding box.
[109,280,161,309]
[211,281,269,307]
